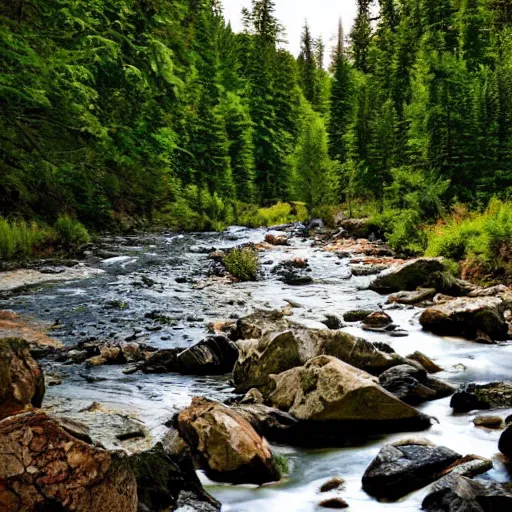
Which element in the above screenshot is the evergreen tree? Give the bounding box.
[350,0,374,73]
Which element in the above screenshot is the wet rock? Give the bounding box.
[362,311,393,328]
[130,441,220,512]
[428,272,479,297]
[265,233,289,246]
[272,259,313,285]
[319,477,345,492]
[318,497,349,509]
[45,371,63,387]
[121,342,142,363]
[176,397,281,485]
[280,270,313,286]
[422,473,512,512]
[379,364,455,405]
[473,415,504,429]
[236,308,292,340]
[469,284,510,297]
[0,314,63,349]
[362,439,462,501]
[419,296,509,341]
[451,382,512,412]
[233,328,408,393]
[323,314,344,330]
[265,356,431,431]
[499,424,512,458]
[0,410,138,512]
[177,335,239,375]
[369,258,445,294]
[240,388,265,404]
[0,338,45,420]
[139,348,184,373]
[350,264,388,276]
[343,309,376,323]
[406,351,443,373]
[388,288,437,305]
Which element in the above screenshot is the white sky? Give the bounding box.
[222,0,358,58]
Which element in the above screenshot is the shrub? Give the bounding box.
[54,215,91,248]
[223,247,259,281]
[0,218,51,260]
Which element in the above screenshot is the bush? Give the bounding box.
[54,215,91,248]
[0,218,51,260]
[223,247,259,281]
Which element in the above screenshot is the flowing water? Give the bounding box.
[2,227,511,511]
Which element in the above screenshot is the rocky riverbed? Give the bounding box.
[1,224,511,511]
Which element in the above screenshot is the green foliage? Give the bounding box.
[273,453,289,478]
[223,247,259,281]
[426,199,512,279]
[54,215,91,249]
[0,218,50,260]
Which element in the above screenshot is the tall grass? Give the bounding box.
[425,199,512,281]
[54,215,91,248]
[0,219,49,260]
[223,247,259,281]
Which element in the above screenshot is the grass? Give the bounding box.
[425,199,512,282]
[223,247,259,281]
[54,214,91,249]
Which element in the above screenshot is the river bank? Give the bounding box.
[0,223,511,511]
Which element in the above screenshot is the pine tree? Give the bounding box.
[298,21,318,105]
[350,0,374,73]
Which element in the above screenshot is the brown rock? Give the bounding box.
[473,415,504,429]
[0,410,137,512]
[318,497,349,509]
[388,288,437,305]
[0,338,45,420]
[177,397,281,485]
[362,311,393,328]
[406,351,443,373]
[320,477,345,492]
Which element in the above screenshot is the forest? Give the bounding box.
[0,0,511,275]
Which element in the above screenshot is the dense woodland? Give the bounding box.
[0,0,511,265]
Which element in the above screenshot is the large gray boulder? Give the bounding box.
[264,356,431,432]
[419,296,510,341]
[369,258,445,294]
[233,328,407,393]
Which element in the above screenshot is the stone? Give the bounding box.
[362,439,462,501]
[265,356,431,432]
[370,258,445,294]
[469,284,510,297]
[318,497,349,509]
[323,314,344,330]
[406,351,443,373]
[130,441,220,512]
[422,474,512,512]
[233,328,408,393]
[362,311,393,328]
[343,309,376,323]
[178,335,239,375]
[139,348,184,373]
[265,233,289,246]
[176,397,281,485]
[473,415,504,429]
[388,288,437,305]
[378,364,455,405]
[0,410,137,512]
[0,338,45,420]
[450,382,512,412]
[319,477,345,492]
[499,424,512,458]
[338,218,371,239]
[236,308,292,340]
[419,297,509,341]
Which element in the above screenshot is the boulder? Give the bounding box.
[406,351,443,373]
[422,474,512,512]
[369,258,445,294]
[318,498,349,509]
[378,364,455,405]
[450,382,512,412]
[236,308,292,340]
[362,311,393,328]
[343,309,376,323]
[178,335,239,375]
[138,348,184,373]
[499,424,512,458]
[362,439,462,501]
[265,356,431,432]
[233,328,407,393]
[388,288,437,305]
[323,314,345,330]
[338,218,371,239]
[265,233,289,246]
[176,397,281,485]
[428,272,479,297]
[130,441,220,512]
[419,297,509,341]
[473,415,504,429]
[0,338,45,420]
[0,410,138,512]
[319,477,345,493]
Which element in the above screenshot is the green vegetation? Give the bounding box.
[426,200,512,282]
[223,247,259,281]
[54,215,91,249]
[273,453,289,478]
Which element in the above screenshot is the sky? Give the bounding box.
[222,0,358,59]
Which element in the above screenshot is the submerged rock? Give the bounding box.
[378,364,455,405]
[236,308,293,340]
[369,258,445,294]
[178,335,239,375]
[362,439,462,501]
[0,338,45,420]
[388,288,437,305]
[419,296,510,341]
[233,328,408,393]
[422,473,512,512]
[265,356,431,431]
[0,410,138,512]
[176,397,281,485]
[450,382,512,412]
[319,477,345,493]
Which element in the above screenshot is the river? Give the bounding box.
[2,226,511,511]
